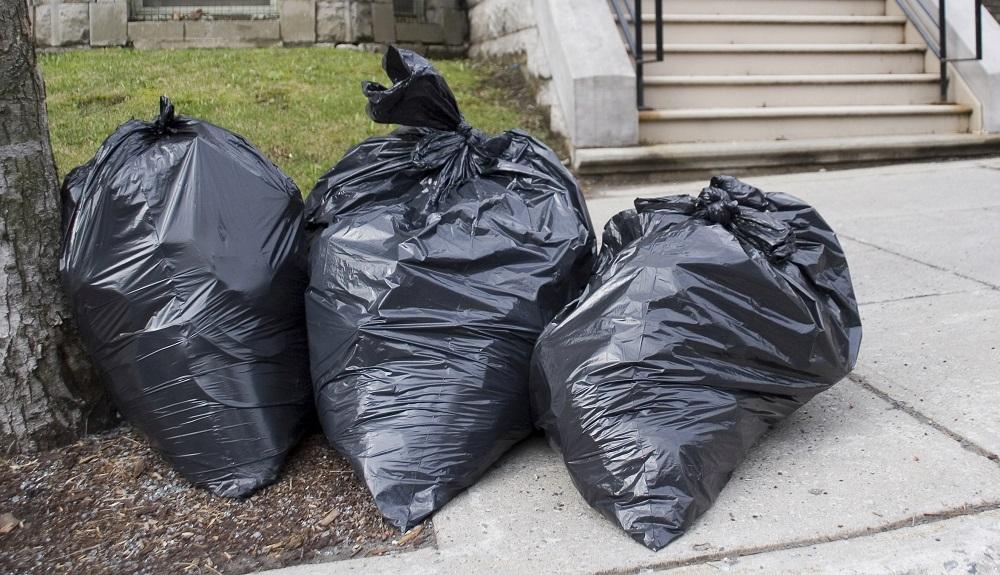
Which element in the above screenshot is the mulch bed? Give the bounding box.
[0,427,432,575]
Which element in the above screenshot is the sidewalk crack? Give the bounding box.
[594,501,1000,575]
[849,374,1000,465]
[840,234,1000,291]
[859,288,981,306]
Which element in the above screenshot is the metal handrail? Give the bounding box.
[896,0,985,101]
[609,0,665,108]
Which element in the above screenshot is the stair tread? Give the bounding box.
[640,104,973,121]
[643,43,927,53]
[573,134,1000,175]
[586,134,1000,156]
[636,14,906,24]
[645,74,941,85]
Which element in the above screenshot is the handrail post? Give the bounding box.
[939,0,949,102]
[655,0,663,61]
[975,0,983,60]
[635,0,644,109]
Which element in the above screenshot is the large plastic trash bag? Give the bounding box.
[60,97,313,498]
[530,175,862,550]
[305,47,596,530]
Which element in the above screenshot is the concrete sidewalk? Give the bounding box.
[270,158,1000,575]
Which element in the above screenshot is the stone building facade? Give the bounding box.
[29,0,468,55]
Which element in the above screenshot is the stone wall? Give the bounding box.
[29,0,468,55]
[469,0,640,150]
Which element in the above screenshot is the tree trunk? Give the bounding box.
[0,0,112,453]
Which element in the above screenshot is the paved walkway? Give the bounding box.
[270,158,1000,575]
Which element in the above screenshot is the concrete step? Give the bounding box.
[637,15,906,44]
[573,134,1000,178]
[642,44,928,75]
[638,104,972,144]
[644,74,943,109]
[640,0,886,16]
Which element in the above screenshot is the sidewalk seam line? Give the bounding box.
[591,501,1000,575]
[839,234,1000,290]
[858,288,980,306]
[849,374,1000,464]
[584,159,999,199]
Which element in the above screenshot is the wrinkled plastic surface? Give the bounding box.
[305,47,596,530]
[530,176,862,550]
[60,97,313,498]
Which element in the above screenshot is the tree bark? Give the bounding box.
[0,0,112,453]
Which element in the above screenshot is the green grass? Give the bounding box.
[39,47,557,194]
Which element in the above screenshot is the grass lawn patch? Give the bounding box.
[39,47,560,194]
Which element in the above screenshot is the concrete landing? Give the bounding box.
[267,157,1000,575]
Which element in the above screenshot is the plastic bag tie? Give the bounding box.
[697,185,796,261]
[702,195,739,226]
[152,95,176,135]
[456,120,481,144]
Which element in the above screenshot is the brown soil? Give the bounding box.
[478,58,571,162]
[0,427,432,575]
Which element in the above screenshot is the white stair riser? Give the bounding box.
[573,135,1000,176]
[640,112,971,144]
[644,50,927,75]
[640,21,904,44]
[644,81,942,109]
[640,0,886,16]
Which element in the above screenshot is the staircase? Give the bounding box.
[576,0,1000,177]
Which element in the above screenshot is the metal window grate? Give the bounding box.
[393,0,424,21]
[131,0,278,21]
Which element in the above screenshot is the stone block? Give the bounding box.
[469,0,536,44]
[371,0,395,43]
[89,1,127,47]
[316,0,347,43]
[395,21,444,44]
[440,7,466,45]
[533,0,638,148]
[33,4,55,47]
[183,20,281,48]
[56,2,89,46]
[350,0,373,41]
[280,0,316,44]
[128,21,184,49]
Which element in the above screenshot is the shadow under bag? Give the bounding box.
[305,47,596,530]
[60,98,313,498]
[530,176,863,550]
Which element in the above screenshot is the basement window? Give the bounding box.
[393,0,424,21]
[130,0,278,20]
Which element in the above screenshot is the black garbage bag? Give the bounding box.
[305,47,596,530]
[60,97,313,498]
[530,176,862,550]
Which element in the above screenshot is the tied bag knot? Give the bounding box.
[363,46,463,132]
[698,180,797,262]
[366,46,508,189]
[697,182,797,262]
[697,186,740,227]
[636,177,798,262]
[456,120,484,145]
[151,96,177,135]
